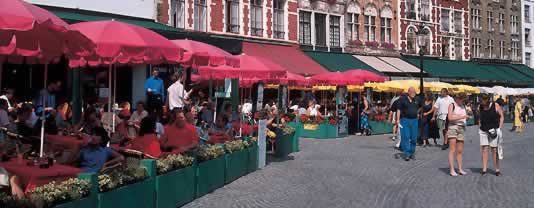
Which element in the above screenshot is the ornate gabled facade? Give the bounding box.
[399,0,469,60]
[158,0,299,43]
[343,0,399,56]
[296,0,346,52]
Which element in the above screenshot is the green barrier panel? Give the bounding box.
[155,164,196,208]
[224,149,248,183]
[98,160,156,208]
[275,132,294,158]
[286,122,301,152]
[55,173,98,208]
[369,120,394,135]
[196,156,225,198]
[300,124,338,139]
[247,145,259,173]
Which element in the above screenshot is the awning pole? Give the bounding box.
[112,64,117,133]
[39,64,48,158]
[108,64,112,134]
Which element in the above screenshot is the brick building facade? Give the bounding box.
[157,0,298,43]
[522,0,534,67]
[399,0,469,60]
[470,0,522,62]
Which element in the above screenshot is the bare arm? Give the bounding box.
[363,99,369,111]
[396,109,401,124]
[103,149,124,168]
[495,103,504,129]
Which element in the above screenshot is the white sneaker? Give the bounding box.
[390,136,396,141]
[395,141,401,148]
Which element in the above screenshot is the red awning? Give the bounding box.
[242,42,328,76]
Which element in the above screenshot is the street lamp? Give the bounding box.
[416,27,428,97]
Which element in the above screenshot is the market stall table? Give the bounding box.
[0,159,82,192]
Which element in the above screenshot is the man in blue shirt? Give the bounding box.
[79,127,124,173]
[144,68,165,114]
[396,87,422,161]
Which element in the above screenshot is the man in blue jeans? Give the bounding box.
[396,87,422,161]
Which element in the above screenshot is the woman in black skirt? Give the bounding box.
[421,93,439,146]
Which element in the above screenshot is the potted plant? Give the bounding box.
[381,42,396,50]
[224,140,249,183]
[365,41,380,48]
[97,160,155,208]
[196,144,225,197]
[155,154,195,208]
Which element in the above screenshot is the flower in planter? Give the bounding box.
[97,165,148,192]
[315,116,326,124]
[156,154,195,175]
[348,40,363,46]
[365,41,380,48]
[299,114,309,123]
[381,42,396,49]
[281,126,296,136]
[29,178,91,207]
[198,144,225,162]
[224,139,249,153]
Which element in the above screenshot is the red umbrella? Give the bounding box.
[0,0,94,158]
[311,71,365,86]
[68,20,182,67]
[171,40,239,68]
[277,71,310,86]
[342,69,387,83]
[0,0,93,64]
[198,54,286,80]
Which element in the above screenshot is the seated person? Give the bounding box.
[15,103,38,138]
[130,116,161,158]
[208,115,232,138]
[76,107,102,136]
[199,101,214,124]
[127,101,148,138]
[55,102,72,131]
[160,109,199,153]
[78,127,124,173]
[184,106,208,143]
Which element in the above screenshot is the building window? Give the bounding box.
[226,0,240,33]
[315,13,327,46]
[420,0,430,21]
[511,15,519,34]
[442,37,450,58]
[488,39,494,58]
[471,9,480,30]
[440,9,449,32]
[454,38,462,60]
[364,15,376,41]
[498,13,504,33]
[250,0,263,36]
[526,29,531,47]
[526,5,531,23]
[512,41,519,61]
[346,13,359,41]
[273,0,285,39]
[487,11,493,32]
[472,38,481,58]
[194,0,207,31]
[454,11,462,34]
[499,41,505,59]
[407,27,416,54]
[330,16,340,47]
[381,17,392,43]
[406,0,416,19]
[526,53,532,67]
[173,0,185,28]
[299,11,311,45]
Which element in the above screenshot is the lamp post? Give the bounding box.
[416,27,428,97]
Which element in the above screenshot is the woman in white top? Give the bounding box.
[446,93,469,177]
[307,100,320,117]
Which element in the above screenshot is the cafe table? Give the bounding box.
[0,159,82,192]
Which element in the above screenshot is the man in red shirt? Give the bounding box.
[161,109,199,153]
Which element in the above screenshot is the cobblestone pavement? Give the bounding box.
[183,123,534,208]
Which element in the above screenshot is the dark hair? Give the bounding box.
[425,92,433,101]
[17,103,32,117]
[441,88,449,94]
[480,93,490,102]
[93,126,110,147]
[138,116,156,136]
[83,107,97,121]
[136,101,145,108]
[0,99,7,108]
[456,92,467,100]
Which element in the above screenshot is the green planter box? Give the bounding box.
[247,145,259,173]
[369,120,394,135]
[300,123,338,139]
[98,178,155,208]
[155,164,196,208]
[196,156,225,198]
[275,132,294,158]
[286,122,301,152]
[97,160,156,208]
[224,149,248,183]
[54,196,94,208]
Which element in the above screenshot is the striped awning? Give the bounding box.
[378,57,422,73]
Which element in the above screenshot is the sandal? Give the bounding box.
[495,171,501,176]
[481,171,487,176]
